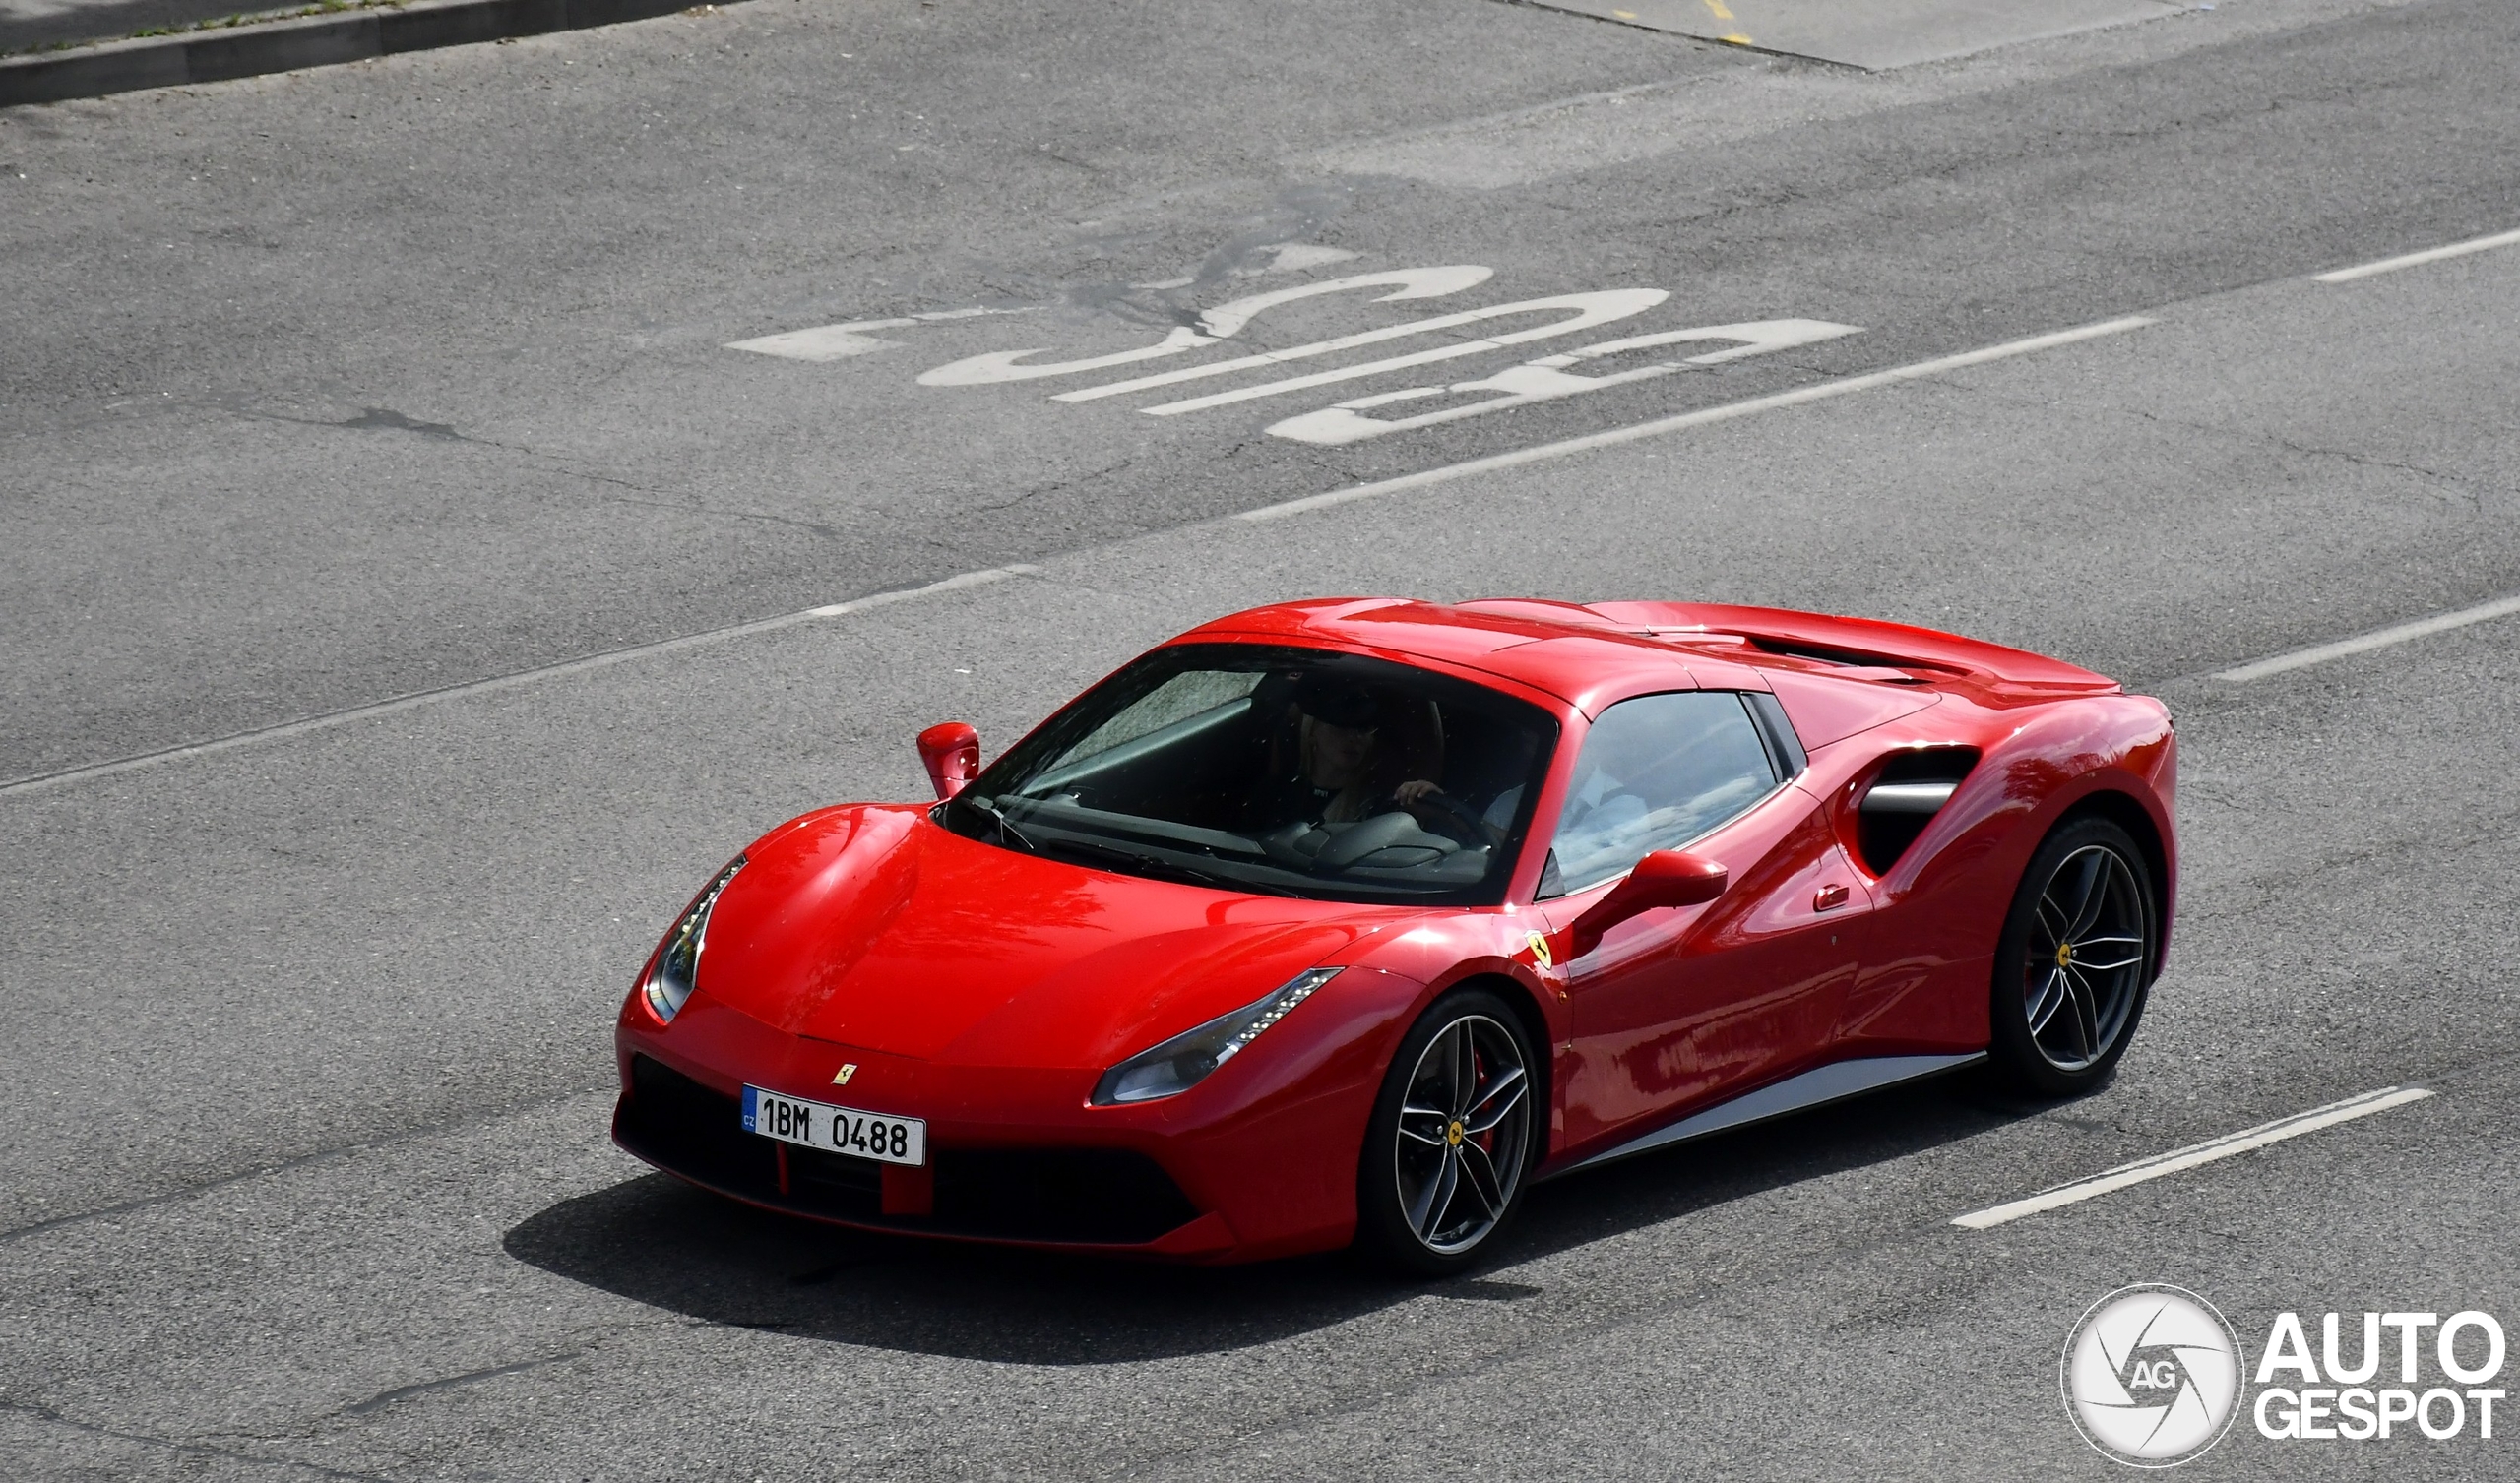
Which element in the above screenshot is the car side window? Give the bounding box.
[1543,691,1779,896]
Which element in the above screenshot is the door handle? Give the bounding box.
[1813,883,1850,912]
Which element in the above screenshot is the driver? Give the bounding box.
[1269,679,1387,827]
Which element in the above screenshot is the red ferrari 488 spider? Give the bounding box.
[613,597,2174,1272]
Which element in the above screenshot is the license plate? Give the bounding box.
[741,1085,926,1166]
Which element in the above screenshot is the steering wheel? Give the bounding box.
[1399,786,1489,846]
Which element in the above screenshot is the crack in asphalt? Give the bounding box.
[974,452,1148,515]
[164,395,853,539]
[339,1352,582,1417]
[546,465,848,539]
[0,1397,401,1482]
[1950,378,2505,510]
[328,401,862,538]
[0,1083,607,1247]
[337,406,465,441]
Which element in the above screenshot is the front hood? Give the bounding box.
[693,805,1415,1067]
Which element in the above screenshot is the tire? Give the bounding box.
[1354,988,1539,1276]
[1988,815,2160,1097]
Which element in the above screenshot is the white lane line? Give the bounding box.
[1236,316,2156,524]
[2314,226,2520,284]
[1951,1086,2433,1231]
[0,566,1040,802]
[2213,591,2520,682]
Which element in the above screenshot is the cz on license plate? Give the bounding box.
[742,1085,926,1166]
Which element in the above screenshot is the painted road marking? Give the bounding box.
[727,307,1033,363]
[26,223,2485,801]
[1237,316,2154,522]
[908,266,1812,441]
[1044,282,1649,404]
[1951,1087,2432,1230]
[1267,319,1861,445]
[0,567,1040,801]
[1136,291,1672,415]
[6,305,2138,798]
[1697,0,1751,44]
[2313,225,2520,284]
[2213,591,2520,682]
[917,268,1494,386]
[732,246,1373,363]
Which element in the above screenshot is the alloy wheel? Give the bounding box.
[1391,1014,1533,1256]
[2021,843,2151,1073]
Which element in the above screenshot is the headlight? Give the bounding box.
[641,855,746,1024]
[1091,967,1342,1106]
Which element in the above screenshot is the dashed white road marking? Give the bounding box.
[1952,1086,2432,1230]
[2313,225,2520,284]
[0,567,1040,801]
[1237,315,2155,523]
[2213,591,2520,682]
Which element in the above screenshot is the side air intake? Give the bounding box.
[1857,749,1980,873]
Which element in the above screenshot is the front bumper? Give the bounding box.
[614,1054,1230,1255]
[610,968,1427,1264]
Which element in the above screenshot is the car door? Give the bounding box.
[1540,691,1876,1156]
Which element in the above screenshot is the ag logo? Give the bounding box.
[2063,1285,2245,1466]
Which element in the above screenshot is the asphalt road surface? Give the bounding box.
[5,0,2519,1477]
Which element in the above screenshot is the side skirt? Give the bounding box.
[1544,1052,1986,1179]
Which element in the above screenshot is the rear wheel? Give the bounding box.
[1355,989,1537,1276]
[1989,816,2158,1096]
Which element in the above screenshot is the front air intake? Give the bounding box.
[614,1057,1201,1246]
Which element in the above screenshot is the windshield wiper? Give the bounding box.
[1045,838,1298,897]
[955,795,1040,854]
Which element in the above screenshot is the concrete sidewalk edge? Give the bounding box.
[0,0,725,107]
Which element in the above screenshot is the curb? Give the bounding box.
[1,0,724,107]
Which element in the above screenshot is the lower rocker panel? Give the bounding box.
[1554,1052,1987,1177]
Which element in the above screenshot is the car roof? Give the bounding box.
[1175,596,2119,711]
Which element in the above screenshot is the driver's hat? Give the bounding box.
[1294,676,1381,731]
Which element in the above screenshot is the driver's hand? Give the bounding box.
[1393,779,1442,804]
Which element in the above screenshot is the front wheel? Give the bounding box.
[1988,816,2159,1096]
[1355,989,1538,1276]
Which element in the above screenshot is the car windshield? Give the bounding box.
[939,644,1560,904]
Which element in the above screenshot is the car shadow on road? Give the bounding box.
[502,1070,2049,1365]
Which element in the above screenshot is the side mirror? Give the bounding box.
[917,721,980,800]
[1566,849,1728,958]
